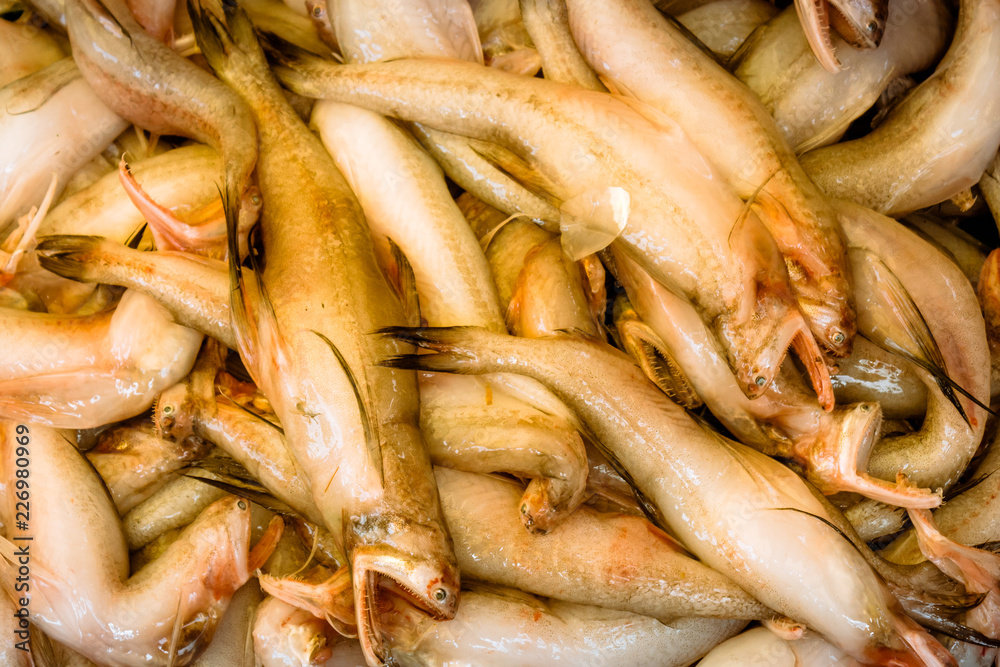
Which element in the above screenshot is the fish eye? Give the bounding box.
[860,404,872,412]
[161,404,174,415]
[312,5,324,17]
[434,588,448,602]
[251,194,262,205]
[832,331,845,344]
[237,500,247,510]
[866,20,879,33]
[754,376,766,387]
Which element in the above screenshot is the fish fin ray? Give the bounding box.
[311,330,383,483]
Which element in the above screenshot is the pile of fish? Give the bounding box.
[3,0,1000,663]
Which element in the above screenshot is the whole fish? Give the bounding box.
[0,289,203,428]
[271,54,832,404]
[378,326,953,663]
[838,200,990,490]
[188,4,458,664]
[566,0,855,359]
[0,423,272,666]
[381,583,746,666]
[802,0,1000,216]
[734,1,952,154]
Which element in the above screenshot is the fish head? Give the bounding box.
[154,381,196,441]
[348,518,460,665]
[827,0,887,50]
[796,292,857,358]
[719,290,834,410]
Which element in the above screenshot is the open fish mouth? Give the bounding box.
[360,571,456,665]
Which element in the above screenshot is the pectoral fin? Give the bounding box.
[558,186,630,260]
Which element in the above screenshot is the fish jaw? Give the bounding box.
[794,287,857,359]
[719,290,833,409]
[352,543,460,665]
[798,401,942,508]
[828,0,886,50]
[794,0,843,73]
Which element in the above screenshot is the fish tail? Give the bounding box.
[376,326,495,374]
[188,0,270,91]
[35,234,120,283]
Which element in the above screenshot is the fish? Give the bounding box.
[831,337,929,420]
[37,235,237,347]
[122,470,228,551]
[565,0,855,358]
[611,251,939,508]
[378,325,953,662]
[978,249,1000,398]
[0,58,127,233]
[253,595,341,667]
[699,625,859,666]
[0,12,64,88]
[801,0,1000,216]
[126,0,176,42]
[86,419,212,514]
[733,1,952,154]
[435,466,771,621]
[418,372,589,533]
[793,0,886,73]
[380,582,747,666]
[64,0,257,245]
[154,343,328,528]
[519,0,606,90]
[190,580,264,667]
[188,4,459,663]
[675,0,778,59]
[881,428,1000,568]
[0,289,203,428]
[0,422,273,666]
[838,200,990,490]
[469,0,542,74]
[270,53,832,404]
[331,0,560,240]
